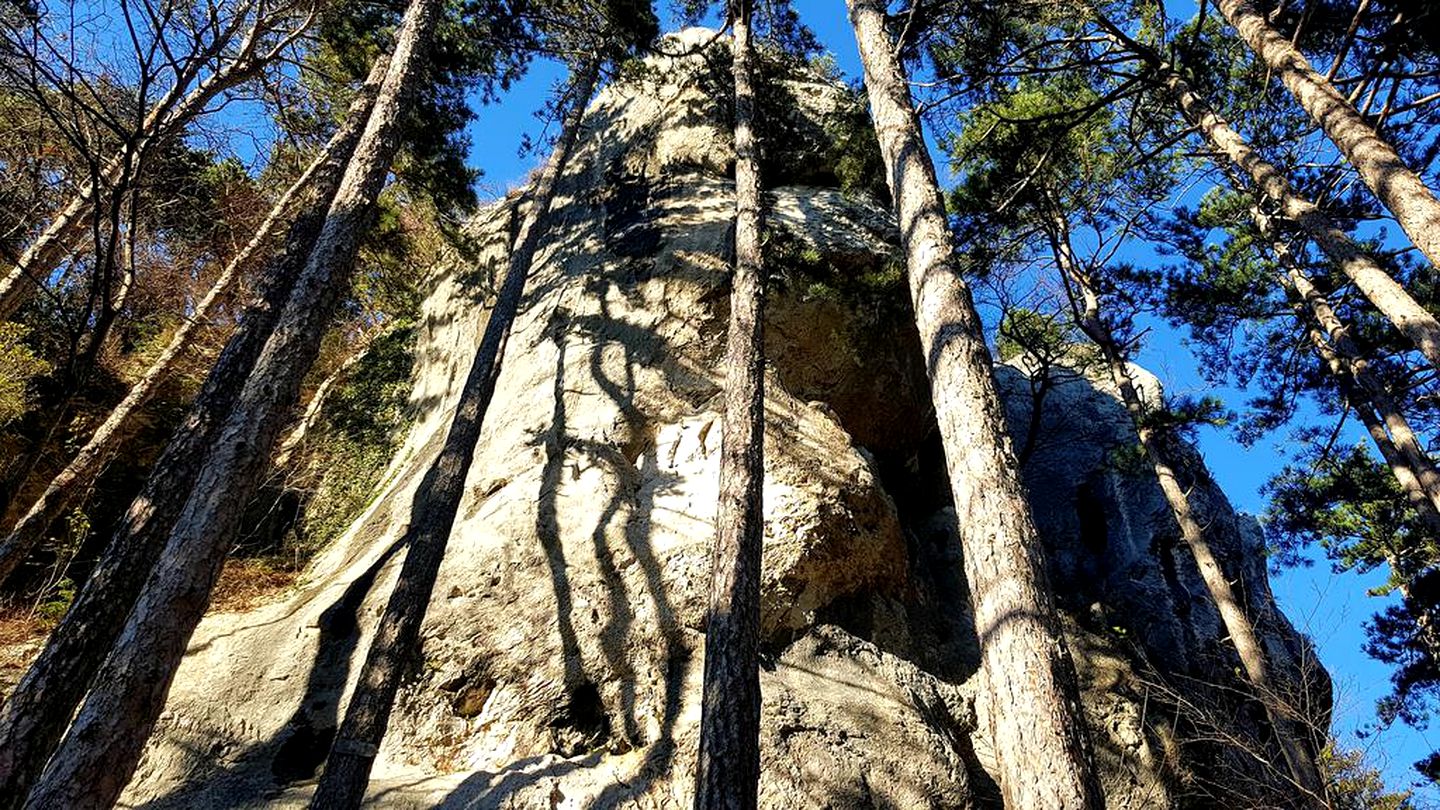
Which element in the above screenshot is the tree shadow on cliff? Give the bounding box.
[582,275,689,807]
[430,262,691,809]
[269,535,410,784]
[127,529,409,809]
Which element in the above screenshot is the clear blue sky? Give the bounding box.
[460,0,1435,800]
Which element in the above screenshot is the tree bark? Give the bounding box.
[0,149,324,586]
[1045,210,1326,803]
[1250,214,1440,672]
[1214,0,1440,270]
[846,2,1102,807]
[18,0,434,800]
[1168,72,1440,372]
[0,57,388,810]
[308,56,597,810]
[694,5,765,808]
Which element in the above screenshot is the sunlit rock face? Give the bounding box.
[123,29,1325,809]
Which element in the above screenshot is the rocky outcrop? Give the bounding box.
[117,30,1326,809]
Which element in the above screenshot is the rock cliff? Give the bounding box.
[119,30,1327,809]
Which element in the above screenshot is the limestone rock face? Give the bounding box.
[121,30,1325,809]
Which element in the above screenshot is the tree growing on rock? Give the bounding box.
[694,0,767,806]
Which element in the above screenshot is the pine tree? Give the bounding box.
[0,141,328,586]
[1045,205,1326,800]
[1093,16,1440,374]
[309,54,602,809]
[845,1,1102,806]
[694,1,765,807]
[1213,0,1440,269]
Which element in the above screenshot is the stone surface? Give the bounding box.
[115,30,1326,809]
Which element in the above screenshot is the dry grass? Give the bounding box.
[0,559,299,698]
[0,604,51,695]
[0,606,49,646]
[209,558,302,613]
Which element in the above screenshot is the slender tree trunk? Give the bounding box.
[1093,19,1440,374]
[846,2,1101,807]
[1251,210,1440,521]
[1249,214,1440,673]
[0,154,322,586]
[0,180,139,526]
[0,58,388,810]
[0,190,96,319]
[1214,0,1440,269]
[1168,71,1440,372]
[694,6,765,808]
[308,58,598,810]
[1045,211,1326,802]
[1294,278,1440,521]
[270,323,390,472]
[18,3,435,800]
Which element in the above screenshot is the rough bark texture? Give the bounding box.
[1046,213,1326,802]
[308,58,598,810]
[1290,276,1440,536]
[0,54,387,810]
[694,6,765,809]
[17,3,435,804]
[1214,0,1440,269]
[846,3,1102,808]
[0,152,322,586]
[1143,50,1440,372]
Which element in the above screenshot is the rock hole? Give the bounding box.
[548,681,610,756]
[1076,478,1109,556]
[271,721,336,783]
[451,679,495,718]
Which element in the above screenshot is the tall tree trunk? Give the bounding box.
[845,2,1102,807]
[1250,213,1440,671]
[1167,77,1440,370]
[1214,0,1440,269]
[1292,276,1440,527]
[1044,209,1326,803]
[18,1,435,800]
[308,57,598,810]
[0,152,323,586]
[1093,19,1440,374]
[694,5,765,808]
[0,58,389,810]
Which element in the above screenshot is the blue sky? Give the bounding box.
[460,1,1438,800]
